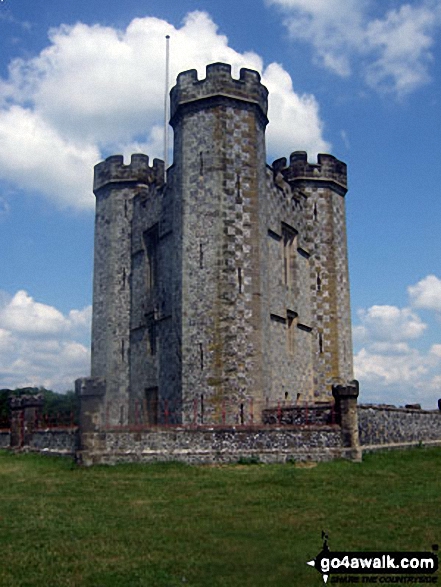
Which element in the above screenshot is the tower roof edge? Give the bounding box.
[170,62,268,124]
[93,154,165,193]
[273,151,348,192]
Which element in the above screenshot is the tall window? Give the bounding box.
[282,224,297,290]
[287,311,297,355]
[143,224,159,291]
[146,312,157,356]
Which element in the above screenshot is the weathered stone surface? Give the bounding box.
[359,404,441,446]
[28,428,78,456]
[78,427,345,465]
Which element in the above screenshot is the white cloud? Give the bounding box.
[263,62,329,158]
[0,11,329,210]
[353,304,427,344]
[352,280,441,408]
[354,346,434,386]
[266,0,441,95]
[0,291,91,392]
[408,274,441,314]
[354,345,441,407]
[0,290,67,336]
[0,328,12,352]
[0,106,97,209]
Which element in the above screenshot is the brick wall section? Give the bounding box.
[358,405,441,447]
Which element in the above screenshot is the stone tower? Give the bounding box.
[76,62,353,431]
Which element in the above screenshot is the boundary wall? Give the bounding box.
[2,387,441,464]
[358,404,441,451]
[77,426,346,466]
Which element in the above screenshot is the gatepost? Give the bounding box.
[332,381,362,462]
[9,394,44,448]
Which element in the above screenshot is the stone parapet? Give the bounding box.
[170,62,268,126]
[94,154,164,192]
[274,151,347,193]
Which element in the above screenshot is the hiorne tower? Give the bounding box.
[76,63,354,429]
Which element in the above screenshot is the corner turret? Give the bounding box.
[276,151,347,194]
[170,62,268,128]
[94,154,165,193]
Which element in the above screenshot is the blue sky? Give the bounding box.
[0,0,440,407]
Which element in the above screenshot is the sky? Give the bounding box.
[0,0,440,408]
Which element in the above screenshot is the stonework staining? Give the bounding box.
[77,62,354,430]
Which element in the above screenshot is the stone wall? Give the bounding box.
[77,426,345,465]
[0,428,77,456]
[358,405,441,448]
[0,431,10,448]
[28,428,78,456]
[2,403,441,462]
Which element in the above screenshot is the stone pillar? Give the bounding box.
[75,377,107,463]
[75,377,106,435]
[332,380,361,462]
[9,394,44,447]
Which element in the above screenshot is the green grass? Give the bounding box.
[0,448,439,586]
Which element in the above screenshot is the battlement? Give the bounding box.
[94,154,165,193]
[274,151,347,192]
[170,62,268,125]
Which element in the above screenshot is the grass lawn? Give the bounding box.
[0,448,439,586]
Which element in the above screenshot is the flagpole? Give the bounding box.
[164,35,170,180]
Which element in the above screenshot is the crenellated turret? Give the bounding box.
[269,149,353,399]
[274,151,347,194]
[169,61,269,425]
[170,62,268,128]
[94,154,164,193]
[90,154,164,427]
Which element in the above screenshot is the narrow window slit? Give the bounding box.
[199,242,204,269]
[238,267,242,293]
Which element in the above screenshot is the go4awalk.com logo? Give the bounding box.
[307,532,439,584]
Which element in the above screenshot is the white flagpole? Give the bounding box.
[164,35,170,180]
